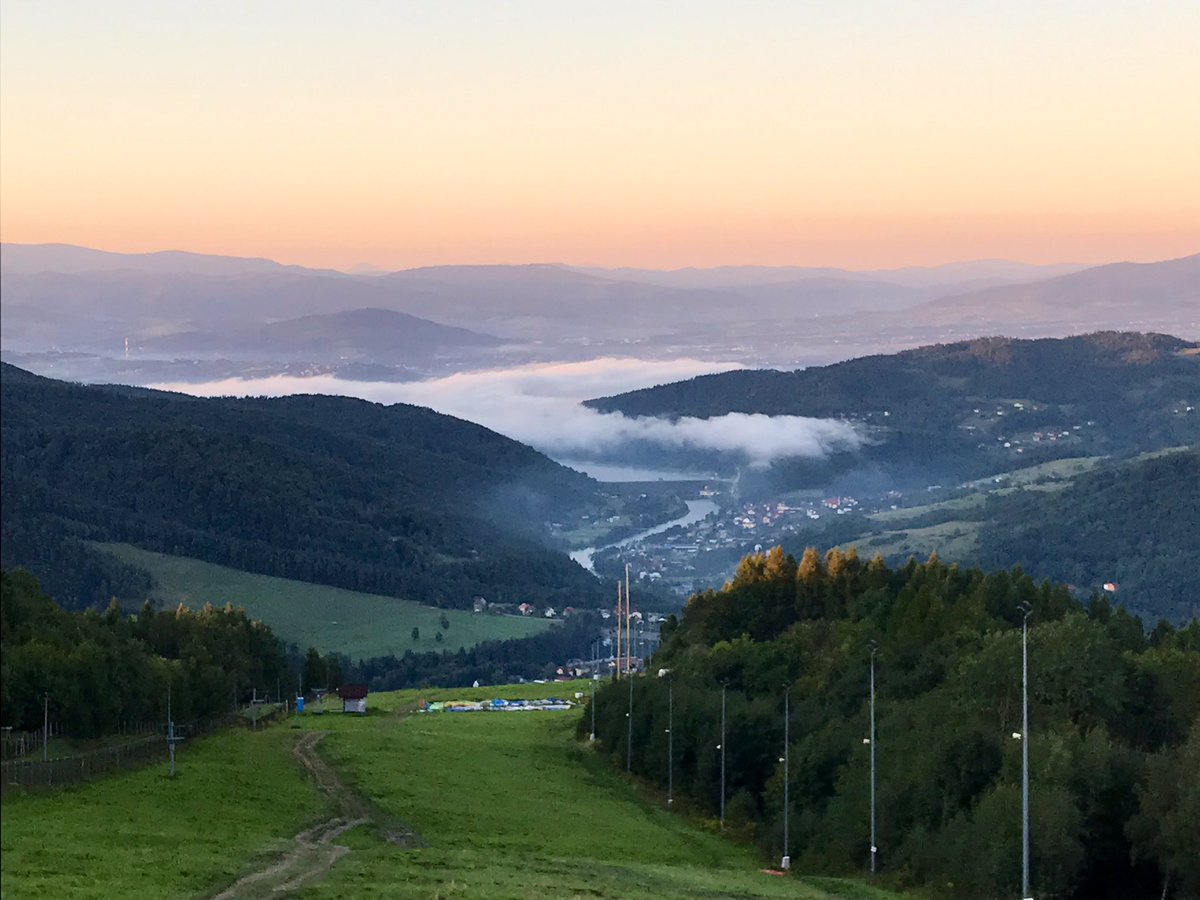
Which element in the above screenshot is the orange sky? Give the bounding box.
[2,2,1198,271]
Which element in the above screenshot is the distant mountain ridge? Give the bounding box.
[0,362,609,610]
[587,332,1200,489]
[900,253,1200,330]
[139,307,503,362]
[3,244,1195,381]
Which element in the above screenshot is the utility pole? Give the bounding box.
[782,682,792,871]
[616,581,623,678]
[590,678,596,742]
[626,563,634,672]
[43,692,49,762]
[167,683,175,777]
[1020,601,1033,900]
[662,670,673,805]
[868,640,878,875]
[626,672,634,772]
[720,680,728,830]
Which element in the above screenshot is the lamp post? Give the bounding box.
[660,668,674,805]
[590,678,596,742]
[867,640,878,875]
[626,671,634,772]
[1019,601,1033,900]
[719,680,728,830]
[782,681,792,871]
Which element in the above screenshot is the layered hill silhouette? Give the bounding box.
[587,332,1200,487]
[0,363,608,610]
[139,307,503,362]
[5,245,1194,363]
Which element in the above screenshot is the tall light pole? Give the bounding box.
[867,640,878,875]
[590,678,597,742]
[616,581,624,678]
[719,680,728,830]
[1019,601,1033,900]
[626,672,634,772]
[782,681,792,871]
[664,670,674,805]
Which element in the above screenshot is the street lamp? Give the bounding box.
[867,640,878,875]
[626,671,634,772]
[1019,600,1033,900]
[659,668,673,805]
[782,681,792,871]
[719,679,728,830]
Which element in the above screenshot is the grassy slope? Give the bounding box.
[95,543,551,658]
[1,684,907,899]
[0,728,326,899]
[303,685,906,899]
[839,456,1104,561]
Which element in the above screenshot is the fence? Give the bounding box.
[0,709,270,796]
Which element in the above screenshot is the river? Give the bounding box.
[569,498,719,573]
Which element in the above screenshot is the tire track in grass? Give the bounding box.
[212,731,422,898]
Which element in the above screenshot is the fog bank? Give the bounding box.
[148,357,862,467]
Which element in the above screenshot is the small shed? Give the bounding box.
[340,684,369,715]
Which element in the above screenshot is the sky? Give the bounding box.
[2,1,1198,271]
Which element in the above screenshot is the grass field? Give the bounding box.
[1,683,909,899]
[848,521,982,562]
[0,728,326,899]
[94,543,552,658]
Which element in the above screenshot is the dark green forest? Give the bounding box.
[0,570,289,737]
[587,333,1200,487]
[0,363,609,611]
[974,449,1200,622]
[583,548,1200,899]
[772,449,1200,624]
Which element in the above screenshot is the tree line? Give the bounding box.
[582,547,1200,898]
[1,570,289,739]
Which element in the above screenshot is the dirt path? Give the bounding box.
[212,731,422,898]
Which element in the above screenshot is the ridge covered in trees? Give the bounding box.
[584,548,1200,898]
[0,570,289,738]
[972,449,1200,622]
[586,332,1200,486]
[0,363,609,610]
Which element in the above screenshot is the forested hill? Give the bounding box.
[587,332,1198,420]
[587,550,1200,898]
[587,332,1200,487]
[973,449,1200,622]
[0,363,607,610]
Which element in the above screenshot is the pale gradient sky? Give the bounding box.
[2,1,1198,270]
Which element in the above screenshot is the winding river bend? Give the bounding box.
[569,499,719,574]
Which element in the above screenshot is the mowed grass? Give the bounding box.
[94,542,551,658]
[2,684,908,899]
[296,685,907,899]
[0,727,326,899]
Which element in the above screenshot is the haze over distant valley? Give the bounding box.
[3,242,1196,482]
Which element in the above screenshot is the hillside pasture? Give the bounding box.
[94,543,552,658]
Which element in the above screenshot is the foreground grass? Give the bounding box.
[0,727,325,899]
[2,684,907,899]
[94,542,551,657]
[298,685,905,899]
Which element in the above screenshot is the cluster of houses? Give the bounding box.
[470,595,579,620]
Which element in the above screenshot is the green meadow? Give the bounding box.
[94,543,551,658]
[1,683,907,899]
